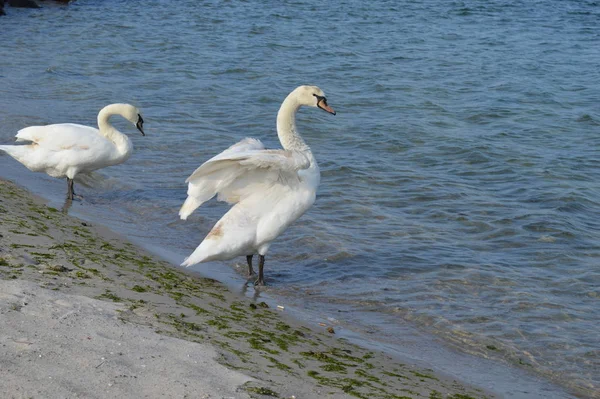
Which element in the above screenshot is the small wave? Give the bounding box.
[211,68,250,75]
[576,114,599,125]
[323,251,355,262]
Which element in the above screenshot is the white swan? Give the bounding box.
[179,85,336,285]
[0,103,144,199]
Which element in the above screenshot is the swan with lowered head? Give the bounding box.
[179,85,335,285]
[0,103,145,199]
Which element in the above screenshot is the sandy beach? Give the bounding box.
[0,178,494,399]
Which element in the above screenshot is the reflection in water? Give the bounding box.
[239,283,264,302]
[61,197,72,214]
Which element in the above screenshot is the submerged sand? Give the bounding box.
[0,179,494,399]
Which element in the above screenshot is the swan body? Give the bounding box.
[180,85,335,285]
[0,103,144,199]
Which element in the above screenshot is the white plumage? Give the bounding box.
[180,85,336,285]
[0,103,145,199]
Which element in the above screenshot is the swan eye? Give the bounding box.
[313,94,327,105]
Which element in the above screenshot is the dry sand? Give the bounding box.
[1,279,252,399]
[0,178,495,399]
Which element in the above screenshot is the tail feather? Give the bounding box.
[179,196,202,220]
[180,256,194,267]
[0,145,22,159]
[180,244,209,267]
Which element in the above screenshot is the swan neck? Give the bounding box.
[276,96,309,152]
[97,104,132,156]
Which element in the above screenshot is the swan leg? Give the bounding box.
[254,255,265,286]
[246,255,254,276]
[66,178,75,200]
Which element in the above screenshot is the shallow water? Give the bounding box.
[1,1,599,397]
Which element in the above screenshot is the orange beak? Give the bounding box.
[317,98,336,115]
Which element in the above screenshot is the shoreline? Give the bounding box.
[0,178,495,398]
[0,168,582,399]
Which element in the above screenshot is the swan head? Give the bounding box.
[293,85,336,115]
[99,103,145,136]
[119,104,145,136]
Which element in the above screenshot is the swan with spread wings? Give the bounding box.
[179,85,335,285]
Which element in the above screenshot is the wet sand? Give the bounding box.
[0,178,494,399]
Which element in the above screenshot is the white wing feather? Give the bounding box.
[184,137,265,181]
[16,124,112,152]
[179,137,310,219]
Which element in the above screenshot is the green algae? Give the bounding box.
[329,347,364,363]
[186,303,210,315]
[10,243,35,249]
[206,291,226,301]
[97,290,123,302]
[206,318,230,330]
[291,358,306,369]
[29,252,56,259]
[246,386,279,397]
[248,337,280,355]
[321,363,347,373]
[306,370,369,399]
[223,331,252,340]
[131,285,148,293]
[265,356,293,372]
[275,322,291,331]
[211,340,250,362]
[300,350,358,367]
[411,371,439,381]
[382,370,409,380]
[230,301,248,313]
[167,315,204,334]
[355,369,382,383]
[75,271,91,279]
[8,229,29,235]
[169,291,186,301]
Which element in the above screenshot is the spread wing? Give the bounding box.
[179,137,311,220]
[16,123,110,152]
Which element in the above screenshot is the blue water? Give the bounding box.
[1,1,599,397]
